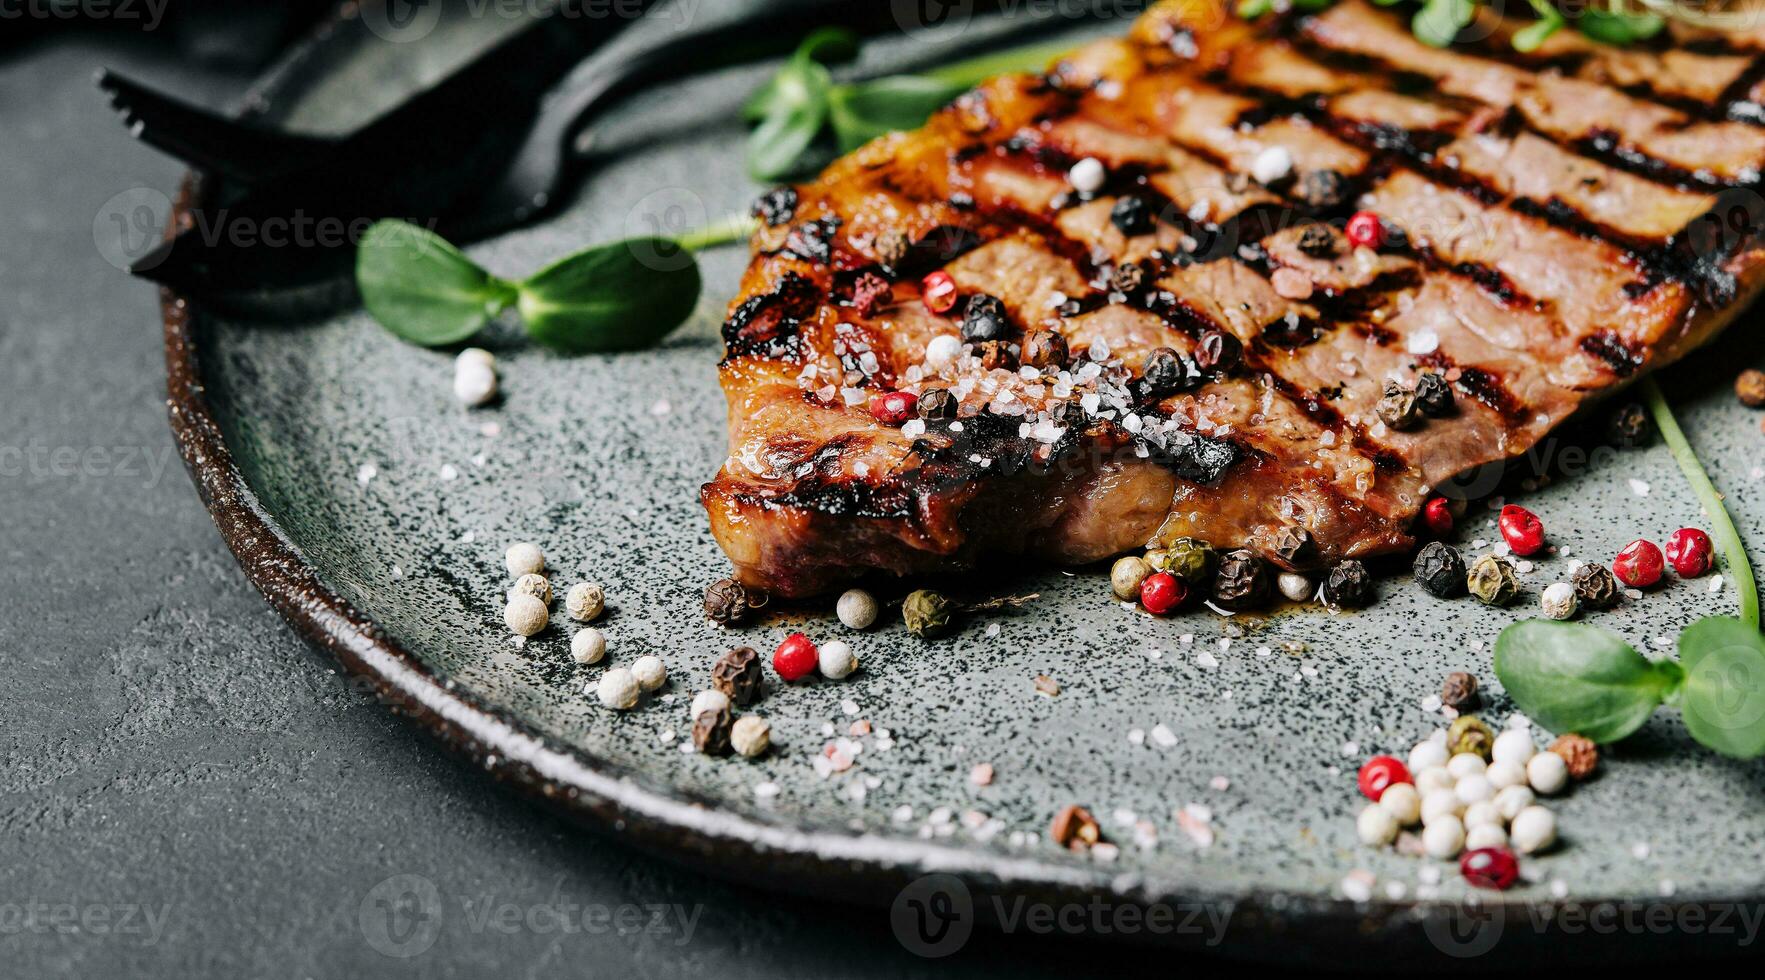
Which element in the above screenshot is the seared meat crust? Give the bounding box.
[704,0,1765,597]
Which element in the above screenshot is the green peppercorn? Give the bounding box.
[1467,554,1519,606]
[1570,562,1620,610]
[1322,560,1372,608]
[1157,537,1216,585]
[1413,542,1466,598]
[903,589,955,638]
[1213,548,1271,610]
[1110,555,1151,600]
[1447,715,1495,760]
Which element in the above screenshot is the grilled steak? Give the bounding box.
[703,0,1765,598]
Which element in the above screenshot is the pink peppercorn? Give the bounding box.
[1614,539,1665,588]
[772,633,818,681]
[1498,504,1545,556]
[1664,527,1714,578]
[869,391,918,426]
[1423,497,1453,537]
[1461,847,1520,890]
[920,271,959,314]
[1139,572,1186,615]
[1345,210,1385,250]
[1357,755,1411,802]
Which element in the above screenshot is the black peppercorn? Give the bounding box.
[1441,671,1480,711]
[1110,260,1148,297]
[1413,372,1455,418]
[1194,330,1242,373]
[1570,562,1620,610]
[918,387,958,420]
[704,578,755,626]
[1295,169,1350,210]
[1272,525,1316,568]
[1322,560,1372,608]
[1023,329,1069,369]
[692,705,733,755]
[711,647,764,705]
[960,293,1009,342]
[975,339,1016,371]
[1142,347,1201,396]
[1109,195,1154,236]
[875,230,911,269]
[1297,224,1337,257]
[1377,380,1421,430]
[751,186,798,227]
[1213,548,1272,610]
[1606,402,1653,447]
[1413,541,1467,598]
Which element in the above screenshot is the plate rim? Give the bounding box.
[154,3,1750,956]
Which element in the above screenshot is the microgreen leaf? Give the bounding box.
[740,26,857,123]
[1575,8,1665,45]
[1512,11,1566,51]
[1412,0,1477,47]
[1494,620,1682,743]
[745,53,833,181]
[828,75,970,152]
[1237,0,1274,17]
[1677,617,1765,758]
[355,220,516,347]
[515,237,701,353]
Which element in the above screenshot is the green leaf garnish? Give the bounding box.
[1237,0,1274,17]
[745,52,834,180]
[1494,620,1683,743]
[828,75,970,153]
[517,237,702,353]
[355,220,517,346]
[1575,8,1666,45]
[1677,617,1765,758]
[740,26,857,123]
[1412,0,1477,47]
[1511,10,1566,51]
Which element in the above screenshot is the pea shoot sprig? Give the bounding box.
[1495,381,1764,758]
[1237,0,1672,51]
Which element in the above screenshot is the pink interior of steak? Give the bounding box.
[703,0,1765,597]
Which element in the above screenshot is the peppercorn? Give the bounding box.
[1111,555,1152,600]
[1345,210,1385,249]
[1194,330,1242,373]
[1498,504,1545,557]
[818,639,858,679]
[1614,539,1665,588]
[1414,541,1467,598]
[566,582,605,622]
[875,230,911,269]
[510,573,551,606]
[731,715,771,758]
[1142,347,1201,396]
[921,271,959,314]
[1157,537,1216,585]
[917,387,958,420]
[503,594,548,637]
[1295,168,1350,210]
[1548,734,1598,780]
[711,647,764,706]
[1441,671,1480,711]
[1376,380,1421,430]
[837,589,879,630]
[1139,571,1187,614]
[1461,847,1519,891]
[903,589,954,638]
[960,293,1009,342]
[1737,369,1765,407]
[751,186,798,227]
[1422,497,1454,537]
[975,339,1016,371]
[1570,562,1619,610]
[505,542,545,578]
[1213,548,1272,610]
[1467,555,1519,606]
[704,578,753,626]
[1323,560,1372,608]
[1109,260,1148,296]
[693,705,733,755]
[1297,223,1336,257]
[1109,195,1153,236]
[1606,402,1653,447]
[870,390,919,425]
[1540,581,1578,620]
[1272,525,1316,568]
[772,632,818,681]
[1277,571,1313,602]
[1448,715,1495,760]
[1049,804,1101,850]
[597,667,641,710]
[1022,329,1069,369]
[1665,527,1715,577]
[632,654,667,692]
[1408,372,1453,418]
[571,628,606,665]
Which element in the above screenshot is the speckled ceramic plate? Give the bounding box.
[164,3,1765,962]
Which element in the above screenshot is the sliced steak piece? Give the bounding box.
[704,0,1765,597]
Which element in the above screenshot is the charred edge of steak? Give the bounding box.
[722,272,822,360]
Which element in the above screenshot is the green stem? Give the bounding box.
[1641,376,1759,629]
[674,214,757,252]
[922,40,1081,88]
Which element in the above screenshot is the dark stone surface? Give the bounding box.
[0,26,1238,980]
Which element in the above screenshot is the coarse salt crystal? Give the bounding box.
[900,419,926,438]
[1628,478,1651,497]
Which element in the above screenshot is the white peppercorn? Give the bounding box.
[1422,815,1465,859]
[596,667,640,709]
[1510,804,1557,854]
[1357,804,1398,846]
[1110,556,1151,600]
[566,582,604,622]
[503,594,548,636]
[454,349,497,407]
[510,573,551,605]
[1415,767,1453,796]
[1486,760,1527,790]
[1465,823,1508,852]
[730,715,771,758]
[1407,738,1448,774]
[1420,788,1463,825]
[1378,782,1421,826]
[836,589,878,629]
[1446,752,1486,780]
[690,689,730,719]
[818,639,858,680]
[570,628,606,665]
[1067,156,1105,194]
[1276,572,1313,602]
[1493,784,1535,822]
[631,654,667,692]
[1541,581,1578,620]
[1462,801,1501,829]
[1526,750,1569,795]
[505,542,545,578]
[1491,728,1536,768]
[1454,773,1494,806]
